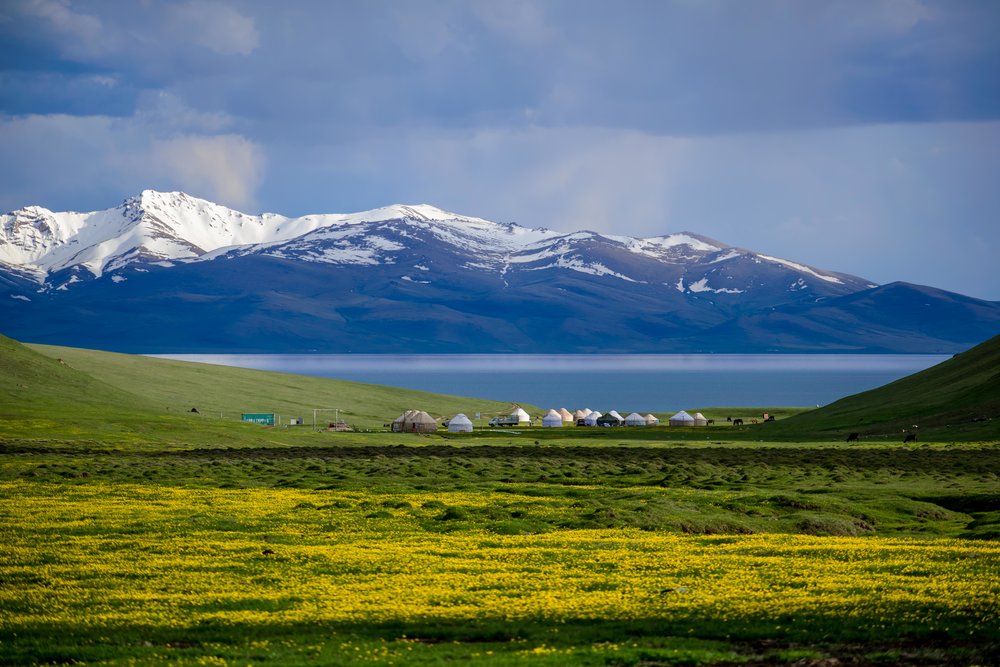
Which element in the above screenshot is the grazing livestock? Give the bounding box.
[706,419,715,425]
[903,433,917,443]
[751,418,758,424]
[846,432,860,442]
[732,418,743,426]
[726,416,732,423]
[766,415,775,422]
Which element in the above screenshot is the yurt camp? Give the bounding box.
[447,413,474,433]
[542,409,564,428]
[391,410,439,433]
[668,410,695,427]
[624,412,646,426]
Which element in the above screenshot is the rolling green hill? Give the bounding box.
[772,332,1000,440]
[1,335,535,446]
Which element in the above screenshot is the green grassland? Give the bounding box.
[3,336,538,446]
[773,333,1000,441]
[2,334,999,665]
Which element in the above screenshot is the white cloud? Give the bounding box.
[0,114,265,213]
[167,1,259,56]
[135,90,235,133]
[19,0,109,57]
[149,134,264,209]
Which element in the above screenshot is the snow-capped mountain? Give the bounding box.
[0,192,493,285]
[2,191,998,353]
[0,190,870,300]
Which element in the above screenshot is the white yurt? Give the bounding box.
[693,412,709,426]
[624,412,646,426]
[447,413,473,433]
[542,409,564,427]
[574,409,590,421]
[559,408,574,423]
[583,411,603,426]
[668,410,695,427]
[512,407,531,424]
[608,410,624,421]
[644,413,660,426]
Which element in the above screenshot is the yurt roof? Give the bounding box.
[608,410,623,419]
[694,412,707,420]
[625,412,644,420]
[573,409,588,419]
[644,414,658,420]
[512,407,531,420]
[670,410,694,421]
[544,409,561,418]
[449,413,473,426]
[559,408,574,420]
[410,411,438,425]
[393,409,417,423]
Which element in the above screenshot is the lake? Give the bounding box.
[152,354,950,411]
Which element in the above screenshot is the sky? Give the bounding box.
[1,0,998,299]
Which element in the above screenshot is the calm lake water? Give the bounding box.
[153,354,950,411]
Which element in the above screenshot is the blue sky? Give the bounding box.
[1,0,998,299]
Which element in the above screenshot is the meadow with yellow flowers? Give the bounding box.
[2,439,999,665]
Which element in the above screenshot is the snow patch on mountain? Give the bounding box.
[526,256,638,282]
[757,253,843,284]
[687,277,744,294]
[708,249,743,264]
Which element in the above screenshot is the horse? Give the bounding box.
[732,418,743,426]
[846,432,860,442]
[903,433,917,443]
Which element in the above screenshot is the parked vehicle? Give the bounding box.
[488,415,520,427]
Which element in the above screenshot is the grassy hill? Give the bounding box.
[772,332,1000,441]
[1,335,535,446]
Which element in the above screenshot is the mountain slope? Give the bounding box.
[772,332,1000,439]
[690,282,1000,353]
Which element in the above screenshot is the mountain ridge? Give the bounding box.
[1,191,997,354]
[1,190,867,293]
